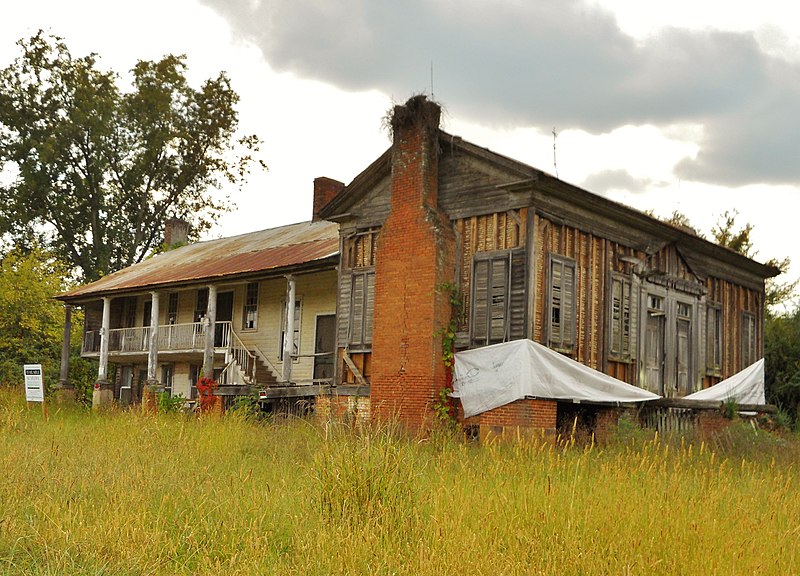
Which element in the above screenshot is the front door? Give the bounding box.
[215,291,234,346]
[644,295,666,395]
[313,314,336,382]
[676,318,690,396]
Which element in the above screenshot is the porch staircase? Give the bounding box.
[224,330,281,390]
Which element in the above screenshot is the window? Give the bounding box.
[349,270,375,348]
[280,299,302,361]
[167,293,179,325]
[609,275,632,360]
[161,364,174,396]
[706,304,722,373]
[549,255,576,351]
[124,297,137,328]
[189,364,200,399]
[470,249,527,346]
[741,312,757,367]
[242,282,259,330]
[194,288,208,323]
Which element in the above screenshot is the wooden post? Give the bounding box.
[147,292,160,382]
[58,304,72,387]
[282,275,296,383]
[203,284,217,380]
[98,296,111,382]
[93,296,114,409]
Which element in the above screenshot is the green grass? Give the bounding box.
[1,387,799,575]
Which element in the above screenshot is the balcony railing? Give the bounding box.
[82,321,232,355]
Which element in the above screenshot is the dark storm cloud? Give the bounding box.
[202,0,800,186]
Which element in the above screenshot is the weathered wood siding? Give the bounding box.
[532,213,644,383]
[454,209,527,332]
[704,275,763,388]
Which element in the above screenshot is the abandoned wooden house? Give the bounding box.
[57,95,778,433]
[316,95,779,433]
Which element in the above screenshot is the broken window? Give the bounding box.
[706,304,722,373]
[167,293,179,325]
[549,255,576,352]
[609,275,632,360]
[741,312,757,367]
[470,249,527,346]
[242,282,259,330]
[194,288,208,323]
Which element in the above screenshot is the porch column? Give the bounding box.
[282,275,296,383]
[93,296,113,409]
[202,284,217,380]
[146,291,160,383]
[54,304,76,403]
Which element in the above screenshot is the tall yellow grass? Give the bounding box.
[1,387,798,575]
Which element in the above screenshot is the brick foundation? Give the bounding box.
[459,398,558,441]
[316,394,371,424]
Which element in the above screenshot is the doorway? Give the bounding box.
[644,295,665,395]
[313,314,336,382]
[215,291,234,346]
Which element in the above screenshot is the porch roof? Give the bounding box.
[58,220,339,302]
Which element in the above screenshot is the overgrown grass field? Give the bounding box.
[1,388,799,575]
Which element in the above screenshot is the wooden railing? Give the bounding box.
[82,321,232,354]
[228,329,257,384]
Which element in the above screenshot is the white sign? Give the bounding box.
[24,364,45,402]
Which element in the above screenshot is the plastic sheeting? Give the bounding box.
[452,339,660,419]
[683,359,765,405]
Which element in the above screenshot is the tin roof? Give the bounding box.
[58,220,339,301]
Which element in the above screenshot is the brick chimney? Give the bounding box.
[164,218,189,249]
[370,95,456,430]
[313,177,345,221]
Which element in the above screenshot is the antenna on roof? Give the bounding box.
[552,127,559,179]
[430,61,435,99]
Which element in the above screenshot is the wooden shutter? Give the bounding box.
[489,257,508,343]
[563,262,575,347]
[471,259,489,345]
[350,272,365,346]
[337,269,352,347]
[364,271,375,345]
[508,249,528,340]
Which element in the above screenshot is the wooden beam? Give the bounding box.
[342,350,369,387]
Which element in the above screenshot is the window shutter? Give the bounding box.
[337,269,352,347]
[364,271,375,345]
[629,279,639,360]
[350,273,365,346]
[472,259,489,345]
[508,249,528,340]
[489,257,508,343]
[563,263,575,347]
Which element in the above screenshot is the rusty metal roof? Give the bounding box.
[58,220,339,301]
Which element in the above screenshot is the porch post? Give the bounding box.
[282,275,296,383]
[146,291,160,383]
[93,296,114,409]
[203,284,217,380]
[54,304,76,403]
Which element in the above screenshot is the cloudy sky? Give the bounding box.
[2,0,798,295]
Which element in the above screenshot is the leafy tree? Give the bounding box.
[711,210,798,312]
[0,245,94,401]
[764,308,800,424]
[0,32,264,281]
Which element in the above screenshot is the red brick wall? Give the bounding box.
[370,96,456,430]
[459,398,558,440]
[313,177,345,221]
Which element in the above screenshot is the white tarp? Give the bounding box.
[452,339,660,418]
[683,358,765,405]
